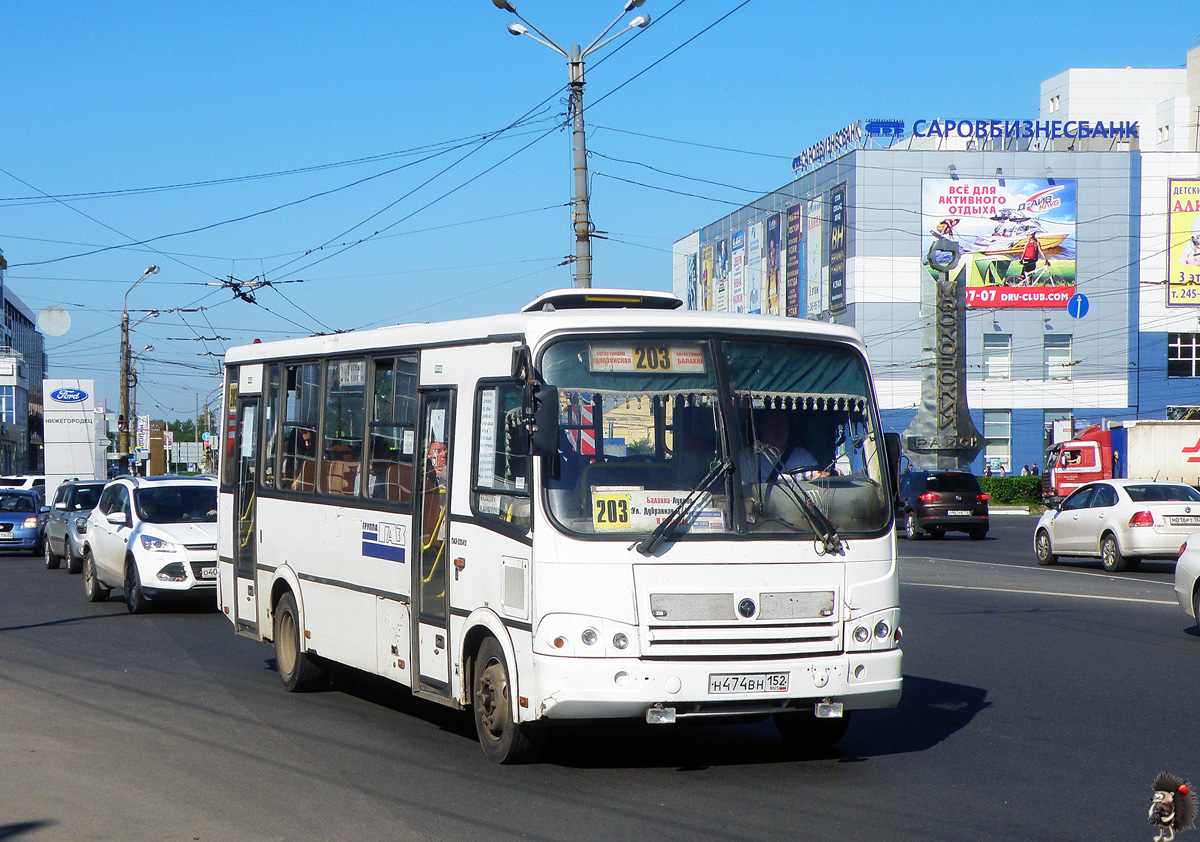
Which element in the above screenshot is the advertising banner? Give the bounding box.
[43,379,104,500]
[747,222,763,314]
[828,183,847,311]
[685,252,698,311]
[766,213,782,315]
[1168,179,1200,306]
[806,197,824,317]
[922,178,1077,308]
[784,205,801,317]
[714,238,729,312]
[730,230,746,313]
[701,244,713,311]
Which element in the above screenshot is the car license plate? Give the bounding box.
[0,533,14,540]
[947,509,972,516]
[1170,516,1200,526]
[200,566,218,579]
[708,672,789,694]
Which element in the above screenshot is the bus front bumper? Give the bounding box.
[527,648,902,721]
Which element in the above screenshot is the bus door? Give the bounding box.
[412,389,454,699]
[232,397,260,636]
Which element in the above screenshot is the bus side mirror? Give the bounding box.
[884,432,902,499]
[529,383,559,458]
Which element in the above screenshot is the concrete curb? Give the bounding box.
[990,506,1036,515]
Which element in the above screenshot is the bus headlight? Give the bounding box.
[853,626,871,643]
[535,614,639,658]
[874,620,890,640]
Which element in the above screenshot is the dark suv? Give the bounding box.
[45,479,108,573]
[896,470,989,540]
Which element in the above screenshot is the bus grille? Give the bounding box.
[644,620,841,661]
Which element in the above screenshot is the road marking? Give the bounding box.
[904,581,1177,606]
[902,555,1172,588]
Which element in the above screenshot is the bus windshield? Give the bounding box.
[540,336,890,541]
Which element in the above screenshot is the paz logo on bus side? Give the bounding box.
[49,388,88,403]
[362,521,406,562]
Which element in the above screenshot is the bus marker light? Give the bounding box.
[553,636,566,649]
[519,696,529,708]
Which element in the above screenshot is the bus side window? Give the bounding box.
[281,362,320,492]
[365,355,418,504]
[320,359,365,496]
[472,383,530,532]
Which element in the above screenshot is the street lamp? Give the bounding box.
[492,0,651,288]
[120,265,159,466]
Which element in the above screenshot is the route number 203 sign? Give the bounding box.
[588,344,706,374]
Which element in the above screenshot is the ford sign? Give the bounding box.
[50,388,88,403]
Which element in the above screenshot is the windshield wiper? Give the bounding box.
[771,473,844,556]
[633,458,732,556]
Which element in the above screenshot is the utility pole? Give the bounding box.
[493,0,651,288]
[119,266,159,471]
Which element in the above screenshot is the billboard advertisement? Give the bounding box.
[784,205,801,317]
[747,222,763,314]
[922,178,1077,308]
[828,183,847,311]
[713,238,728,312]
[730,230,746,313]
[806,197,824,317]
[766,213,782,315]
[701,244,713,311]
[685,252,698,311]
[1168,179,1200,306]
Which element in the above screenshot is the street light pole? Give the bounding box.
[493,0,651,289]
[119,265,159,470]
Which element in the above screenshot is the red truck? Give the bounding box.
[1043,420,1200,504]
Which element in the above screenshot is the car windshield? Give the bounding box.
[0,494,35,512]
[134,486,217,523]
[1124,484,1200,503]
[926,474,981,493]
[540,336,890,540]
[72,487,103,511]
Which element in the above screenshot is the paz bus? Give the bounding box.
[217,289,903,762]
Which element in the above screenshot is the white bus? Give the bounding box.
[218,289,903,762]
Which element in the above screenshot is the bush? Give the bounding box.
[979,475,1042,506]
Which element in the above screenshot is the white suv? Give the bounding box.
[83,475,219,613]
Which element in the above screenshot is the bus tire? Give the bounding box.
[773,710,852,751]
[274,591,327,692]
[472,637,542,764]
[83,549,110,603]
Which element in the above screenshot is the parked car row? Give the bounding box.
[33,474,218,615]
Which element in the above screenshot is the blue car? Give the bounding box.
[0,490,49,554]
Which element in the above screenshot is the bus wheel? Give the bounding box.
[773,710,852,751]
[273,592,328,692]
[473,637,542,764]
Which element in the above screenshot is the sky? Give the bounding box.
[2,0,1197,422]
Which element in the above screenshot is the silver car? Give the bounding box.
[1033,479,1200,572]
[1174,538,1200,631]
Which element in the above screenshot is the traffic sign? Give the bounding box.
[1067,293,1089,319]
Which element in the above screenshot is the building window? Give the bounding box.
[1044,335,1073,380]
[982,334,1012,380]
[0,386,13,425]
[1168,333,1200,377]
[983,410,1011,474]
[1049,95,1061,113]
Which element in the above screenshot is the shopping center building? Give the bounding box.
[672,46,1200,473]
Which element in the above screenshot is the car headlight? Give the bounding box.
[140,535,179,552]
[23,517,39,529]
[73,516,89,535]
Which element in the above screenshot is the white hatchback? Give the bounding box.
[1033,479,1200,572]
[82,475,219,613]
[1174,538,1200,632]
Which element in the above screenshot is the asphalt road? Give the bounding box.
[2,517,1196,841]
